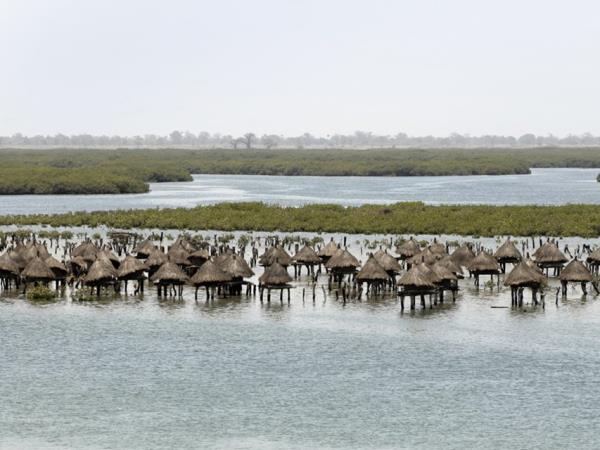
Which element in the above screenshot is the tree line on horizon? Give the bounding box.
[2,131,600,149]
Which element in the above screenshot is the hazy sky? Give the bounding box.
[1,0,599,137]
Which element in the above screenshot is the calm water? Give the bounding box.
[1,231,600,450]
[0,168,598,214]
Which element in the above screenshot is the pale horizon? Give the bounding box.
[1,0,599,137]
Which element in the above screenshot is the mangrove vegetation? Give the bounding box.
[2,202,600,237]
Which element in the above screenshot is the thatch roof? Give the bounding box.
[132,239,157,258]
[260,246,292,267]
[190,260,232,286]
[84,259,117,284]
[324,248,360,270]
[586,248,600,264]
[0,252,21,276]
[533,242,567,264]
[172,236,196,253]
[494,239,522,261]
[430,262,457,282]
[45,256,68,277]
[189,248,210,265]
[150,262,188,284]
[428,241,447,255]
[69,256,88,270]
[98,249,120,267]
[356,256,389,282]
[22,257,55,281]
[8,249,27,270]
[373,249,402,273]
[396,238,421,258]
[398,265,436,288]
[560,259,593,282]
[259,261,292,286]
[292,245,321,264]
[218,253,254,279]
[318,239,340,258]
[72,241,99,259]
[22,242,50,262]
[467,251,500,273]
[450,244,476,267]
[117,255,147,279]
[146,249,168,268]
[504,262,546,287]
[167,245,191,266]
[408,248,442,266]
[437,256,463,276]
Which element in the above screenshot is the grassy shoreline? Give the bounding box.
[0,147,599,194]
[2,202,600,237]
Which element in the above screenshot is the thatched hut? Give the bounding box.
[559,259,594,296]
[317,239,340,263]
[292,244,321,277]
[355,255,389,296]
[150,261,188,297]
[190,260,233,300]
[189,248,210,267]
[218,253,255,295]
[467,251,500,286]
[0,252,21,289]
[586,248,600,274]
[167,245,191,268]
[45,256,68,288]
[84,259,118,296]
[533,242,568,275]
[449,244,475,268]
[324,248,360,284]
[260,246,292,267]
[430,262,459,302]
[72,241,99,261]
[408,248,443,267]
[494,239,522,273]
[504,261,546,306]
[69,256,88,278]
[117,255,147,293]
[396,238,421,262]
[258,261,293,302]
[21,256,55,290]
[397,264,437,310]
[145,250,168,276]
[437,256,464,279]
[428,240,447,255]
[373,249,402,279]
[132,239,157,259]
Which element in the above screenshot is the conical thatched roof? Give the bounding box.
[428,241,446,255]
[22,257,55,281]
[437,256,463,276]
[398,265,435,288]
[504,261,546,287]
[190,260,232,286]
[146,249,168,268]
[318,239,340,258]
[69,256,88,270]
[525,258,544,275]
[172,236,196,253]
[560,259,593,282]
[356,256,389,282]
[324,248,360,270]
[168,245,191,266]
[450,244,475,267]
[292,245,321,264]
[72,241,99,260]
[430,262,457,282]
[467,251,500,273]
[415,262,442,284]
[132,239,157,258]
[259,261,292,286]
[533,242,567,264]
[396,238,421,258]
[189,248,210,265]
[22,242,50,262]
[586,248,600,264]
[218,253,254,279]
[408,248,442,266]
[8,249,27,270]
[84,259,117,284]
[260,246,292,267]
[373,249,402,273]
[45,256,68,277]
[0,252,21,276]
[117,255,147,279]
[98,249,120,267]
[494,239,522,261]
[150,261,188,284]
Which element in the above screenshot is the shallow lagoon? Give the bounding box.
[1,230,600,449]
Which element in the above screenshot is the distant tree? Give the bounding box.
[260,134,280,149]
[518,133,537,146]
[243,133,256,149]
[169,130,183,145]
